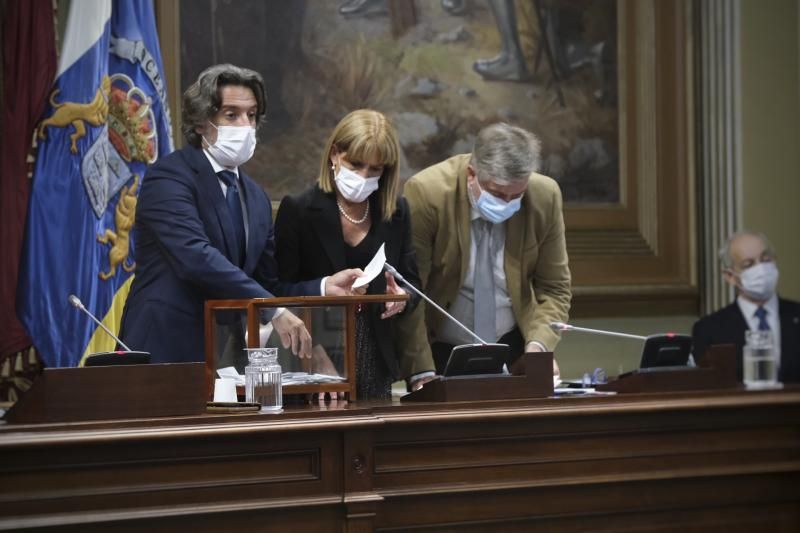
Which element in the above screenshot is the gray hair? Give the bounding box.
[471,123,542,185]
[181,64,267,147]
[718,230,775,269]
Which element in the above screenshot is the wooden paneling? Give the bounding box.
[1,389,799,531]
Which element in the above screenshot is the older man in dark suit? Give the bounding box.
[119,64,361,364]
[692,231,800,383]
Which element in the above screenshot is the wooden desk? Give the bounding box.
[1,388,799,532]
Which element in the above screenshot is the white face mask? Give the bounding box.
[204,122,256,168]
[334,163,380,203]
[737,261,779,302]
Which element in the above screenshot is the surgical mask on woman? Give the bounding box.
[204,122,256,168]
[737,261,779,302]
[471,180,522,224]
[334,163,380,203]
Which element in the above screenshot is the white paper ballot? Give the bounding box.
[352,243,386,289]
[217,366,245,386]
[281,372,347,385]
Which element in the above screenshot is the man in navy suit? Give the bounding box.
[119,64,362,364]
[693,231,800,383]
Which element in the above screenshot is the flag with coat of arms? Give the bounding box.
[18,0,173,367]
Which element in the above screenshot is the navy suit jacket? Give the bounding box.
[692,297,800,383]
[274,185,421,379]
[120,145,320,363]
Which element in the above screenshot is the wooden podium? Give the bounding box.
[3,363,206,424]
[401,352,555,402]
[596,344,739,393]
[204,294,408,400]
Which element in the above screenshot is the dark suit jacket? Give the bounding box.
[119,145,320,364]
[274,185,421,380]
[692,298,800,383]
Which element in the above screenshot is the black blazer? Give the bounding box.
[119,145,320,364]
[274,185,421,380]
[692,298,800,383]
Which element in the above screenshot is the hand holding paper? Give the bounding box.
[325,268,366,295]
[352,243,386,289]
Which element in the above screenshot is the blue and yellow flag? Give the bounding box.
[18,0,173,367]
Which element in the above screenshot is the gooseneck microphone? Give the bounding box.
[550,322,647,341]
[384,263,487,344]
[551,322,693,370]
[68,294,133,351]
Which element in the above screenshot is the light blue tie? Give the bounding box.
[473,219,496,343]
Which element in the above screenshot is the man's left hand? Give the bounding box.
[272,310,312,358]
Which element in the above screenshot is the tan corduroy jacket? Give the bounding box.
[397,154,572,376]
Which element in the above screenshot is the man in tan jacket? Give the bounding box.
[398,123,571,388]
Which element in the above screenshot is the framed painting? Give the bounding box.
[156,0,696,316]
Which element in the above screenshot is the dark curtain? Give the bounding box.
[0,0,56,357]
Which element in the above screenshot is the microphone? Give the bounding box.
[68,294,150,365]
[69,294,133,350]
[550,321,647,341]
[385,263,513,377]
[384,263,487,344]
[550,322,693,370]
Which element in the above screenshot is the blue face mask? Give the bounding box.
[472,180,522,224]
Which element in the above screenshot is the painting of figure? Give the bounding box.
[180,0,618,203]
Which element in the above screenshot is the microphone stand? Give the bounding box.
[68,294,150,365]
[69,294,133,350]
[384,263,487,345]
[550,322,647,341]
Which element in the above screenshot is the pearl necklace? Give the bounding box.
[337,200,370,224]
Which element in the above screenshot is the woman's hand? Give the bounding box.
[381,271,407,319]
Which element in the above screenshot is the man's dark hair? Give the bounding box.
[181,63,267,147]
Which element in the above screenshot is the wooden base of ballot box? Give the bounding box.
[596,345,739,394]
[3,363,206,424]
[402,352,554,402]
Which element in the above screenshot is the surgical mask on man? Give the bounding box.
[737,261,779,302]
[471,180,522,224]
[334,163,380,203]
[204,122,256,168]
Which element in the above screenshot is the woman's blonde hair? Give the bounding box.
[318,109,400,221]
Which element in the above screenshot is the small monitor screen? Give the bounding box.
[442,344,511,377]
[640,335,692,369]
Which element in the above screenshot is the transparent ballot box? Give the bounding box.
[204,295,407,400]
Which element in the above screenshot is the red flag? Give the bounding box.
[0,0,56,356]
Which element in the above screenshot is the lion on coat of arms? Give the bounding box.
[37,75,111,154]
[97,175,138,280]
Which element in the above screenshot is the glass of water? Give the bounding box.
[244,348,283,413]
[743,330,781,389]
